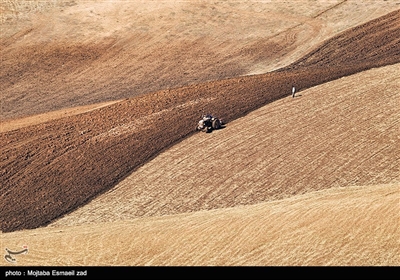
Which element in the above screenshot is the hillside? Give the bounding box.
[1,1,399,267]
[1,6,400,233]
[3,183,399,266]
[1,0,400,120]
[51,62,400,226]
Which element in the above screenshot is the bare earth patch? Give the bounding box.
[1,0,399,120]
[0,100,121,133]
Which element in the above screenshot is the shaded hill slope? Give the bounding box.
[1,9,400,233]
[3,184,399,266]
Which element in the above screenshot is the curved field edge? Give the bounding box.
[2,183,399,266]
[1,10,400,233]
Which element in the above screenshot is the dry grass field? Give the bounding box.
[3,183,399,266]
[1,0,400,267]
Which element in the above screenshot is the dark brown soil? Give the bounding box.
[1,10,399,233]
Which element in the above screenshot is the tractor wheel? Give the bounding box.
[212,119,221,129]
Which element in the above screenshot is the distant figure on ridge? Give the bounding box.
[292,85,296,98]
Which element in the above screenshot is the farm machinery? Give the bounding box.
[196,114,224,133]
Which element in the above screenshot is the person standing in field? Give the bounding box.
[292,85,296,98]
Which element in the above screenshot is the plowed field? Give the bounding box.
[1,0,399,266]
[51,62,400,226]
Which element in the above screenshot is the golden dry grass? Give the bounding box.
[2,183,399,266]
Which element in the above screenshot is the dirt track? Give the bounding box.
[1,8,400,233]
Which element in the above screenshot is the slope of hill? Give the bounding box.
[1,0,400,120]
[3,183,399,266]
[51,62,400,227]
[1,7,400,233]
[1,1,399,267]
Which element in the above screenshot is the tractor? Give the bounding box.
[196,114,223,133]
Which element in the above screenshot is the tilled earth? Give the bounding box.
[1,9,400,233]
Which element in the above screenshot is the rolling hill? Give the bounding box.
[1,0,399,266]
[3,183,399,266]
